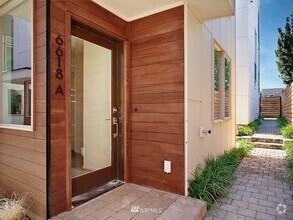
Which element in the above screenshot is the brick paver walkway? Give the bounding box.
[51,184,206,220]
[205,148,293,220]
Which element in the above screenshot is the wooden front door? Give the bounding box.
[70,23,122,197]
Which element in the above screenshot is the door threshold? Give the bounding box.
[72,180,124,207]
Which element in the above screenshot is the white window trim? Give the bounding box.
[0,0,34,131]
[212,41,223,123]
[224,53,231,120]
[212,40,231,123]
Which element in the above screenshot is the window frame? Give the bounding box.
[254,29,258,89]
[0,0,34,131]
[224,53,231,120]
[212,41,224,123]
[212,40,232,123]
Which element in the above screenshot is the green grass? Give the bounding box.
[281,125,293,139]
[277,116,288,128]
[237,125,253,136]
[284,142,293,181]
[188,140,254,209]
[237,117,262,136]
[277,116,293,139]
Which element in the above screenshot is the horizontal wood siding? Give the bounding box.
[129,6,185,195]
[261,97,281,118]
[0,0,47,218]
[50,0,128,216]
[282,84,293,124]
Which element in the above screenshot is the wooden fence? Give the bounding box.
[281,84,293,124]
[260,96,281,118]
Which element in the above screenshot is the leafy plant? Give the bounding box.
[237,126,253,136]
[0,192,32,220]
[237,117,262,136]
[275,13,293,85]
[281,125,293,139]
[284,142,293,181]
[248,117,262,131]
[277,116,288,129]
[188,140,254,209]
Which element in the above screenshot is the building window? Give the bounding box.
[213,44,222,121]
[0,0,32,128]
[225,56,231,118]
[213,42,231,122]
[254,30,258,88]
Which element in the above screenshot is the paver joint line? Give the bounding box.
[204,147,293,220]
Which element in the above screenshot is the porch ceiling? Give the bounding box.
[92,0,235,21]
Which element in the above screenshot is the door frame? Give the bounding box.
[64,11,130,210]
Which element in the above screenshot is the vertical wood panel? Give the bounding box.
[0,0,47,218]
[129,6,185,195]
[49,0,128,216]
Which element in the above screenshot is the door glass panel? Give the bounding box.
[71,35,112,178]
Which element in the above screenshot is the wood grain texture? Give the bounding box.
[129,6,185,195]
[282,84,293,124]
[0,0,47,218]
[49,0,129,216]
[261,97,281,118]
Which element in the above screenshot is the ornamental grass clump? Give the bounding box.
[188,140,254,209]
[284,142,293,181]
[237,117,262,136]
[0,192,32,220]
[281,125,293,139]
[277,116,288,129]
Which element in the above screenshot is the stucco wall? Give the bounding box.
[235,0,260,125]
[185,4,236,194]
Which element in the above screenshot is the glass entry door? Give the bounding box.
[70,24,120,197]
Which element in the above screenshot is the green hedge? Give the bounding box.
[281,125,293,139]
[237,117,262,136]
[284,142,293,181]
[188,140,254,209]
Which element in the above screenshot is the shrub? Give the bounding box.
[284,142,293,181]
[277,116,288,128]
[248,117,262,132]
[188,140,254,209]
[281,125,293,139]
[237,117,262,136]
[237,126,253,136]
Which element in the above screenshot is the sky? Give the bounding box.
[260,0,293,89]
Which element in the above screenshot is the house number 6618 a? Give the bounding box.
[55,35,64,95]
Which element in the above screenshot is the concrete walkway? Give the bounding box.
[51,184,206,220]
[205,147,293,220]
[253,118,283,139]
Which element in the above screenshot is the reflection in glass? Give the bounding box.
[71,36,112,178]
[214,47,221,120]
[0,0,32,126]
[225,58,231,118]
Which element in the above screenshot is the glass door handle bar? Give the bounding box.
[113,117,119,138]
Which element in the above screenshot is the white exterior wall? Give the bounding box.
[184,3,236,195]
[236,0,260,125]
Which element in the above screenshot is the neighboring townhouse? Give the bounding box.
[236,0,260,125]
[0,0,235,218]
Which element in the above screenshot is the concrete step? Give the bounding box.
[254,142,283,150]
[251,137,283,144]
